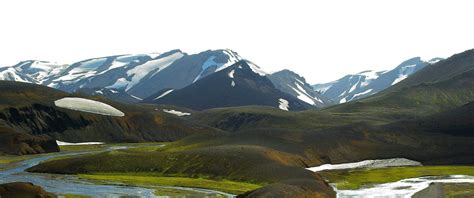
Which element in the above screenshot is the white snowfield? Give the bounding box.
[306,158,422,172]
[56,140,104,146]
[54,97,125,117]
[163,109,191,116]
[278,98,289,111]
[228,70,235,78]
[336,175,474,198]
[154,89,174,100]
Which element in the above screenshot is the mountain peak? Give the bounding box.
[313,56,434,104]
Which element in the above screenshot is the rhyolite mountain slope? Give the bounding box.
[145,61,311,111]
[267,69,329,107]
[313,57,443,104]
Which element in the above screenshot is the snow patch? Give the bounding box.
[314,84,333,94]
[278,98,289,111]
[56,140,104,146]
[0,67,30,82]
[54,97,125,117]
[290,83,316,105]
[340,97,347,103]
[350,89,373,100]
[358,70,380,81]
[306,158,421,172]
[231,80,235,87]
[163,109,191,116]
[154,89,174,100]
[193,50,242,83]
[146,52,162,59]
[228,70,235,78]
[126,51,184,91]
[107,77,129,90]
[392,75,408,85]
[349,81,358,93]
[246,61,267,76]
[130,95,143,101]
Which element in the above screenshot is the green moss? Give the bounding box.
[62,194,90,198]
[79,174,261,195]
[153,187,225,197]
[319,166,474,190]
[0,154,36,165]
[443,183,474,198]
[59,144,107,152]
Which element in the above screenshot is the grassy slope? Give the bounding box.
[443,183,474,198]
[28,142,319,194]
[79,174,260,195]
[319,166,474,190]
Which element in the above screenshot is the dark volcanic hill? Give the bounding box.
[0,81,215,152]
[145,61,311,111]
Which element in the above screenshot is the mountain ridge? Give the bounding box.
[313,57,443,104]
[146,60,311,111]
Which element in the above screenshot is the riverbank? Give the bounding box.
[0,143,236,197]
[317,165,474,197]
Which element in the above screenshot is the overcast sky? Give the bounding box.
[1,0,474,84]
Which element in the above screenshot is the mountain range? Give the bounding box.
[0,49,442,111]
[313,57,443,104]
[146,61,311,111]
[1,48,474,198]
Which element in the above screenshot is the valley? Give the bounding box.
[0,143,236,197]
[0,48,474,197]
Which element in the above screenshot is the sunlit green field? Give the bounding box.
[319,166,474,190]
[443,183,474,198]
[0,155,33,165]
[79,174,261,195]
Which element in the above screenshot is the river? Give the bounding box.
[0,146,234,198]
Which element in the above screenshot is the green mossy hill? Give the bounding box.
[327,49,474,118]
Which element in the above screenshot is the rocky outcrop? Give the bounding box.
[0,104,89,135]
[0,125,59,155]
[0,182,57,198]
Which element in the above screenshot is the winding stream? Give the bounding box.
[0,146,234,197]
[307,158,474,198]
[335,175,474,198]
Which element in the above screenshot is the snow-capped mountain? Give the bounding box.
[0,66,32,82]
[267,69,329,107]
[145,61,311,111]
[1,49,243,103]
[313,57,443,104]
[0,60,68,84]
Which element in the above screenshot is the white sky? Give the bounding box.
[1,0,474,84]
